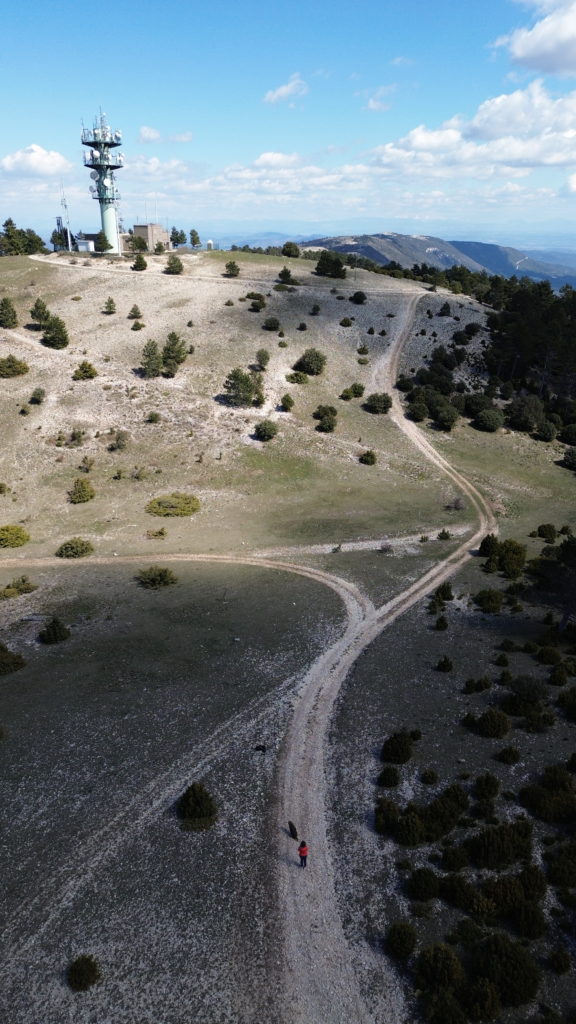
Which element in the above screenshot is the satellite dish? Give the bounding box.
[90,171,98,180]
[103,177,111,187]
[89,186,96,193]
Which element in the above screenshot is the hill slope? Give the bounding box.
[305,232,576,288]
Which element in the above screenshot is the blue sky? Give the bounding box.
[3,0,576,245]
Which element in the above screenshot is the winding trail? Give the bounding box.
[0,281,496,1022]
[275,290,497,1024]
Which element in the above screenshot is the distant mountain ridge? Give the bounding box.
[303,232,576,289]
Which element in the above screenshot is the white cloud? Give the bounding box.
[263,73,308,104]
[496,1,576,74]
[390,55,413,66]
[0,144,71,176]
[253,151,300,167]
[370,80,576,179]
[364,85,396,112]
[138,125,161,142]
[170,132,193,143]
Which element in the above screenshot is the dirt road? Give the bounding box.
[275,291,496,1024]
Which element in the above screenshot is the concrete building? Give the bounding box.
[128,223,171,252]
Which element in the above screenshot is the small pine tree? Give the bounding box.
[177,781,217,828]
[256,348,270,370]
[131,253,147,271]
[103,297,116,314]
[38,616,70,644]
[94,230,112,253]
[165,254,183,275]
[0,297,18,328]
[127,305,142,320]
[29,297,50,328]
[162,332,187,373]
[42,316,69,349]
[190,228,201,247]
[68,478,95,504]
[154,241,165,254]
[225,260,240,277]
[141,340,163,378]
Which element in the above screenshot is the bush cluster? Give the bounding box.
[135,565,178,589]
[55,537,94,558]
[0,525,30,548]
[376,784,468,846]
[0,575,37,601]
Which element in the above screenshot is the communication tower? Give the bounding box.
[81,112,124,253]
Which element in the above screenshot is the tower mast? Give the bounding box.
[81,112,124,253]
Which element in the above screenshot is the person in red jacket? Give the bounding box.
[298,840,308,868]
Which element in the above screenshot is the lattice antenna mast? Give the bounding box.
[60,184,72,251]
[81,111,124,253]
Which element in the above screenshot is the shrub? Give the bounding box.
[146,493,200,517]
[224,260,239,277]
[103,296,116,314]
[364,392,392,414]
[381,730,413,764]
[165,254,183,275]
[29,297,50,328]
[256,348,270,370]
[435,582,453,601]
[280,393,294,412]
[441,845,469,871]
[421,769,438,785]
[385,920,417,961]
[537,523,557,543]
[135,565,178,589]
[359,450,376,465]
[293,348,326,376]
[146,411,161,423]
[415,943,465,993]
[557,686,576,723]
[38,616,70,644]
[339,317,352,327]
[263,316,280,332]
[107,430,129,452]
[563,446,576,471]
[72,361,98,380]
[548,948,571,974]
[546,841,576,887]
[472,932,540,1007]
[1,575,37,600]
[254,420,278,442]
[66,954,101,991]
[474,409,504,432]
[472,708,511,738]
[463,979,501,1022]
[435,615,448,630]
[357,345,369,355]
[349,290,367,304]
[285,371,308,384]
[55,537,94,558]
[407,867,440,901]
[68,478,95,504]
[436,655,453,672]
[378,765,399,787]
[465,819,532,869]
[474,589,503,613]
[478,534,499,558]
[495,746,520,764]
[176,781,217,828]
[0,354,29,377]
[474,773,500,800]
[0,525,29,548]
[0,642,26,674]
[29,387,46,405]
[437,528,452,540]
[127,304,142,319]
[131,321,144,331]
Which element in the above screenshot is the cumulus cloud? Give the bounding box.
[169,132,193,143]
[496,1,576,75]
[138,125,161,142]
[370,80,576,178]
[253,151,300,167]
[263,73,308,104]
[0,144,71,176]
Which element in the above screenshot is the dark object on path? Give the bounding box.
[254,743,267,753]
[289,820,298,840]
[298,840,309,867]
